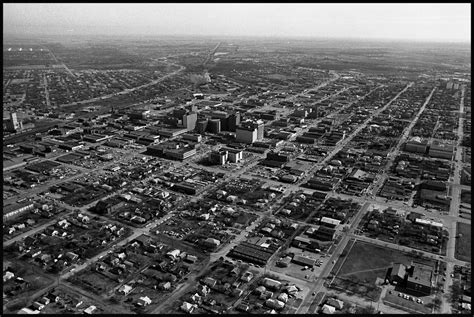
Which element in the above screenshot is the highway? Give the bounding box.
[202,42,222,66]
[58,63,185,108]
[44,46,76,78]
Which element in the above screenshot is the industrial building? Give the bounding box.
[146,141,197,160]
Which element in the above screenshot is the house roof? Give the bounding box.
[322,304,336,314]
[392,263,406,279]
[263,277,281,288]
[326,298,344,309]
[285,285,299,293]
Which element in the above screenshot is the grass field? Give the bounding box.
[336,240,435,279]
[455,222,471,262]
[330,240,436,300]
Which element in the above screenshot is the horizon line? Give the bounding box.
[2,32,471,45]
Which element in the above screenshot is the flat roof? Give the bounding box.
[320,217,341,226]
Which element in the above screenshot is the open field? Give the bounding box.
[455,222,471,262]
[330,240,436,300]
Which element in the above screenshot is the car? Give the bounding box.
[450,273,455,278]
[398,293,402,297]
[312,292,316,296]
[442,277,446,281]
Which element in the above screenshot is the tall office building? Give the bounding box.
[228,112,241,132]
[4,112,22,132]
[168,108,197,131]
[236,120,264,144]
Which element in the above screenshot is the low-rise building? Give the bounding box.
[3,202,35,221]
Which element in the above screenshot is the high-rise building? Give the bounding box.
[168,108,197,131]
[236,120,264,144]
[208,119,221,134]
[228,112,241,132]
[196,120,209,134]
[10,112,19,130]
[4,112,22,132]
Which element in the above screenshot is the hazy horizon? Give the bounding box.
[3,3,471,43]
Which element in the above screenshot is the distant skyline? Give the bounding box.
[3,3,471,43]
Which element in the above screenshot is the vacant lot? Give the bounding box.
[335,240,435,278]
[455,222,471,262]
[330,240,435,300]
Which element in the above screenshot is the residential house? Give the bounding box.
[321,304,336,314]
[83,305,97,314]
[180,302,197,313]
[118,284,133,295]
[232,288,244,297]
[236,303,250,312]
[262,277,282,290]
[254,285,266,295]
[158,281,172,291]
[190,293,202,304]
[240,271,254,282]
[265,299,285,310]
[326,298,344,310]
[197,284,210,297]
[137,296,152,306]
[277,292,289,303]
[203,276,217,288]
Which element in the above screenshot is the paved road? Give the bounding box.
[42,73,51,107]
[45,46,76,78]
[202,42,221,66]
[297,202,370,313]
[367,85,436,196]
[3,211,74,248]
[298,82,412,188]
[3,150,140,206]
[441,85,468,313]
[58,63,185,108]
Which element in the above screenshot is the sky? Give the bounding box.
[3,3,471,42]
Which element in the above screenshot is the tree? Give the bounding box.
[358,305,376,314]
[433,297,442,310]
